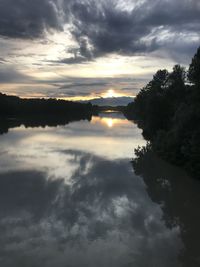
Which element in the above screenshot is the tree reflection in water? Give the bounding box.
[132,147,200,267]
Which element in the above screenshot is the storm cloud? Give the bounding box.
[0,0,63,38]
[63,0,200,62]
[0,0,199,61]
[0,66,31,83]
[0,0,199,98]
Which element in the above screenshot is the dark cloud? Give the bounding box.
[0,0,63,38]
[61,0,153,62]
[63,0,200,62]
[0,66,31,83]
[49,55,91,65]
[0,0,199,64]
[59,81,108,90]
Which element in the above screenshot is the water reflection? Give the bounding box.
[0,113,146,160]
[92,115,128,128]
[0,150,181,267]
[0,115,92,135]
[0,113,198,266]
[132,150,200,267]
[105,118,114,128]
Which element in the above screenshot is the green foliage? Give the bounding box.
[126,47,200,179]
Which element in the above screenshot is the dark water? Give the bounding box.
[0,113,199,267]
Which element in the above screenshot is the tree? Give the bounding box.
[166,65,186,105]
[125,46,200,179]
[152,69,169,90]
[188,47,200,85]
[169,65,186,87]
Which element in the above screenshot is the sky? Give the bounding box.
[0,0,199,100]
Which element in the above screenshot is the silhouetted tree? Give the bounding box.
[125,46,200,179]
[0,93,93,133]
[188,47,200,85]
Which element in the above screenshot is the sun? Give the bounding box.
[105,89,116,98]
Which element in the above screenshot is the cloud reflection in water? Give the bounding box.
[0,114,182,266]
[0,149,182,267]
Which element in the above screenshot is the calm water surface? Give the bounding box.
[0,113,199,267]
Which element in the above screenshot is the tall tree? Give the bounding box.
[188,47,200,85]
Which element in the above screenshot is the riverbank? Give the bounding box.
[125,47,200,179]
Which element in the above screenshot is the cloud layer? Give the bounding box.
[0,0,199,98]
[0,0,63,38]
[66,0,200,61]
[0,0,199,60]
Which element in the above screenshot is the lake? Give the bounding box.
[0,112,199,267]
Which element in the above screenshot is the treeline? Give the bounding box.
[125,47,200,178]
[0,93,93,120]
[0,93,93,134]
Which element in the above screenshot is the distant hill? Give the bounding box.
[81,96,134,106]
